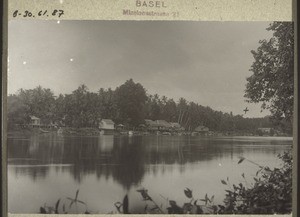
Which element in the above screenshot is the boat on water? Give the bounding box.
[162,132,172,135]
[39,128,50,133]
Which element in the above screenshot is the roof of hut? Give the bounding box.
[101,119,115,125]
[194,125,209,132]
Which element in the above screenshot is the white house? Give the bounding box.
[257,128,272,134]
[99,119,115,134]
[29,116,41,127]
[170,122,184,131]
[194,125,209,132]
[193,125,209,135]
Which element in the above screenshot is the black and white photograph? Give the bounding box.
[7,20,294,214]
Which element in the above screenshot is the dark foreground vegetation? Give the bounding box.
[39,152,292,214]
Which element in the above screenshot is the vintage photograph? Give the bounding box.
[7,20,294,214]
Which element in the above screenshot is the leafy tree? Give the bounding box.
[245,22,294,128]
[53,94,66,124]
[13,86,55,124]
[98,88,117,120]
[163,99,178,122]
[177,98,189,125]
[114,79,147,127]
[150,94,162,120]
[7,94,30,127]
[64,84,96,127]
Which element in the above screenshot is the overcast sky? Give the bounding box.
[8,20,273,117]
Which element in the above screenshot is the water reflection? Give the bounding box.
[8,133,292,190]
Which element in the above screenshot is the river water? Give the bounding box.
[7,133,292,214]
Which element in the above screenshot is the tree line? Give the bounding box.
[7,79,276,133]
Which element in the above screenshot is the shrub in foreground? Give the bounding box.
[218,152,292,214]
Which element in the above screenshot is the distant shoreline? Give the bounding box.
[7,127,293,138]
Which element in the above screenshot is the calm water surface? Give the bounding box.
[8,133,292,213]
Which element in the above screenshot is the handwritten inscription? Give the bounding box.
[136,1,167,8]
[12,9,64,18]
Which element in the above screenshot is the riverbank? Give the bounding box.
[7,126,292,137]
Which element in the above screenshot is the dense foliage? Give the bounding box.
[8,80,276,133]
[245,22,294,132]
[114,79,148,126]
[219,152,292,214]
[7,86,55,125]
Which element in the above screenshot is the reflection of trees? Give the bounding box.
[143,136,239,164]
[110,137,146,189]
[8,134,291,189]
[12,166,49,181]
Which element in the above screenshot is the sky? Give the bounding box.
[8,20,273,117]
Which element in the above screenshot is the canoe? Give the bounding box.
[39,128,50,133]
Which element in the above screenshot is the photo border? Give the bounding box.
[2,0,298,216]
